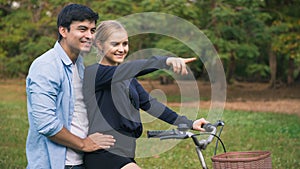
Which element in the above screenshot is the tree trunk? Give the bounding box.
[268,46,277,88]
[287,57,294,85]
[226,51,236,83]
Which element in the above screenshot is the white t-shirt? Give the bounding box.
[65,63,89,165]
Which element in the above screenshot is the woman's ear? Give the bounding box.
[95,40,104,55]
[95,40,103,50]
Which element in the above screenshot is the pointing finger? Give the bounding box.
[183,57,197,64]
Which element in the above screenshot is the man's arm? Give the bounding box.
[28,61,115,152]
[49,127,115,152]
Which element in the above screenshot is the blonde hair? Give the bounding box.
[94,20,127,44]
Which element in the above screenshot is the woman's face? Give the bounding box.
[99,30,129,66]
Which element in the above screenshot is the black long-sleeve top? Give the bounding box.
[83,56,193,138]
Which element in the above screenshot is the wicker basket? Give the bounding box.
[211,151,272,169]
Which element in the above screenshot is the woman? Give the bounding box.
[83,20,208,169]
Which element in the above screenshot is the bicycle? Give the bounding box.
[147,120,272,169]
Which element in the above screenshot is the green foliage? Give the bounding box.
[246,63,270,79]
[138,70,171,81]
[154,37,203,78]
[91,0,134,20]
[264,0,300,82]
[0,0,57,77]
[204,0,271,81]
[272,24,300,59]
[0,0,300,83]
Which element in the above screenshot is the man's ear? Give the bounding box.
[58,26,67,38]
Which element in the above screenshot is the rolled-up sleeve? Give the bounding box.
[27,61,63,137]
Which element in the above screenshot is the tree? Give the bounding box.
[0,0,299,86]
[265,0,300,86]
[201,0,270,83]
[0,0,61,77]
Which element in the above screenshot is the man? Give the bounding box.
[26,4,115,169]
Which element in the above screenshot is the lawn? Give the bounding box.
[0,79,299,169]
[137,109,300,169]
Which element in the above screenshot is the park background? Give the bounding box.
[0,0,299,168]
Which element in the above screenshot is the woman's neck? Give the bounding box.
[99,58,118,66]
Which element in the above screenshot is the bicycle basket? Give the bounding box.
[211,151,272,169]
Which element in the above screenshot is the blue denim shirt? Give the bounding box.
[26,41,85,169]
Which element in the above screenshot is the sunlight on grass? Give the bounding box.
[137,109,300,169]
[0,80,299,169]
[0,102,28,169]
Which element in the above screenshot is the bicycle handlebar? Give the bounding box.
[147,120,225,150]
[147,120,225,169]
[147,129,182,138]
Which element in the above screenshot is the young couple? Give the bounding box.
[26,3,208,169]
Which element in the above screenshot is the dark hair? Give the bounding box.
[57,3,99,41]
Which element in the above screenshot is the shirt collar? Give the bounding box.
[76,55,85,79]
[54,41,85,79]
[54,41,73,66]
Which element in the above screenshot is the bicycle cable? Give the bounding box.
[192,132,226,153]
[213,125,226,155]
[211,126,226,155]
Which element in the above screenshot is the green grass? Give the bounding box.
[0,80,299,169]
[0,82,28,169]
[137,109,300,169]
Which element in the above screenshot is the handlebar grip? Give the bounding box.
[147,131,163,138]
[202,123,214,132]
[147,129,176,138]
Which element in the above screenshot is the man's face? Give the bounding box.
[60,20,96,56]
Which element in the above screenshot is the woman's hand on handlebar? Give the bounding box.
[192,118,209,132]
